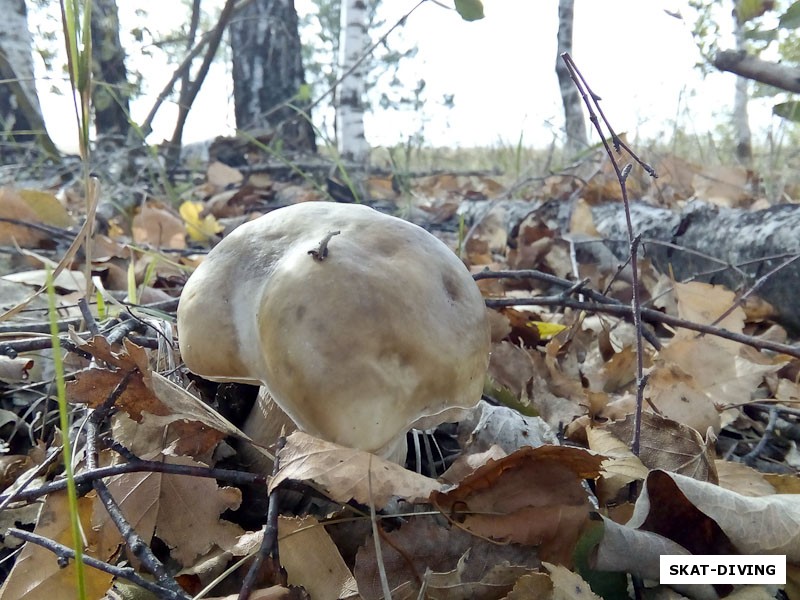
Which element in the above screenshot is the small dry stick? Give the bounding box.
[561,52,657,458]
[6,528,190,600]
[308,230,341,261]
[83,374,188,597]
[0,457,266,505]
[239,436,287,599]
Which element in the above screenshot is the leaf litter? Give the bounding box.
[0,150,799,599]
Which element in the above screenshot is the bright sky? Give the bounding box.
[35,0,785,152]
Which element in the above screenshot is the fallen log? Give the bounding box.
[463,198,800,334]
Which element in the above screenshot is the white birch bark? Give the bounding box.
[0,0,54,151]
[556,0,587,160]
[1,0,41,114]
[337,0,370,163]
[732,15,752,167]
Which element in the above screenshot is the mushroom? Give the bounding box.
[177,202,490,462]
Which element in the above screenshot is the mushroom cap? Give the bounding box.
[178,202,490,456]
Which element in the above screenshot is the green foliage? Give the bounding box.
[773,100,800,120]
[779,0,800,27]
[454,0,485,21]
[689,0,800,124]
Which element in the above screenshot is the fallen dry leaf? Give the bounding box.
[674,280,745,335]
[431,445,603,566]
[543,562,602,600]
[586,427,648,504]
[207,160,244,188]
[631,469,800,561]
[714,459,776,497]
[2,269,87,292]
[0,356,33,383]
[132,202,187,248]
[180,200,224,242]
[604,413,717,484]
[593,515,718,600]
[0,493,113,599]
[17,188,73,227]
[271,431,442,507]
[0,188,48,247]
[456,400,557,457]
[278,516,358,600]
[691,164,751,208]
[503,572,554,599]
[354,516,539,600]
[92,453,243,567]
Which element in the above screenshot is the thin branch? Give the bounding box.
[474,269,661,349]
[6,528,190,600]
[0,458,266,505]
[140,0,254,137]
[484,295,800,360]
[81,373,186,597]
[742,405,779,467]
[239,436,286,599]
[561,52,657,457]
[165,0,238,167]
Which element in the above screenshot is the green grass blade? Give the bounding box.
[47,269,87,599]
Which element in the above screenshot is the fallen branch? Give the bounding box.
[6,528,190,600]
[484,294,800,360]
[713,50,800,93]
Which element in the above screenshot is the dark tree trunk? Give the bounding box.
[90,0,131,138]
[556,0,587,160]
[0,0,57,156]
[230,0,316,152]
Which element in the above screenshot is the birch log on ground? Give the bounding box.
[487,199,800,334]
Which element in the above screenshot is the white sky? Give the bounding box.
[35,0,786,152]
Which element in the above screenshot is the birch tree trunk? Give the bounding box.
[337,0,370,163]
[0,0,57,155]
[555,0,587,160]
[230,0,316,152]
[90,0,130,138]
[732,14,752,167]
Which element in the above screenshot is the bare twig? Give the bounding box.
[239,436,287,599]
[82,374,187,597]
[165,0,238,167]
[0,458,266,505]
[474,269,662,350]
[6,528,190,600]
[307,230,341,262]
[77,297,99,337]
[140,0,253,137]
[561,53,657,457]
[742,406,779,467]
[484,295,800,359]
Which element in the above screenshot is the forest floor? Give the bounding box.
[0,137,799,600]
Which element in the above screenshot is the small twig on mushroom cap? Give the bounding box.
[307,230,341,261]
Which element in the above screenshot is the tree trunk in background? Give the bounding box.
[0,0,57,156]
[230,0,316,152]
[90,0,130,138]
[337,0,369,163]
[555,0,587,160]
[732,14,752,167]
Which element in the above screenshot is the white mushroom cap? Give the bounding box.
[178,202,490,458]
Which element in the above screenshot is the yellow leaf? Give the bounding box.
[528,321,567,340]
[179,201,223,242]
